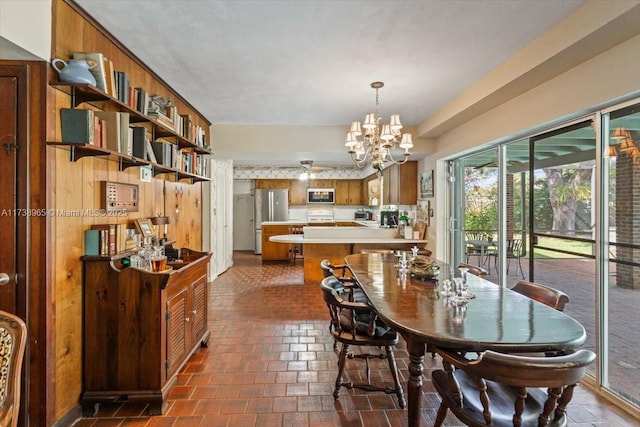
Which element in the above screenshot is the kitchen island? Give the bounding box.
[270,226,427,284]
[261,220,376,261]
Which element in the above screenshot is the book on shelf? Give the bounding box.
[135,88,149,115]
[150,141,173,167]
[60,108,95,144]
[93,116,103,148]
[90,224,116,256]
[84,229,100,256]
[114,71,130,104]
[72,52,108,93]
[103,58,117,98]
[149,111,174,131]
[146,140,157,163]
[94,111,131,154]
[131,127,147,159]
[115,224,127,254]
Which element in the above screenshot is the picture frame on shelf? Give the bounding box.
[135,218,155,238]
[420,170,434,199]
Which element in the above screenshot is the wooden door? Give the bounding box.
[0,76,18,313]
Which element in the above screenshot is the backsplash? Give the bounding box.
[234,166,364,180]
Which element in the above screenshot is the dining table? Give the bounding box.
[344,252,587,427]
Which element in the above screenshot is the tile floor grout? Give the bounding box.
[72,251,638,426]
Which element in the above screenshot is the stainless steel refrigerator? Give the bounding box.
[254,189,289,254]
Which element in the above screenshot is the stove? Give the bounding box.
[307,208,334,223]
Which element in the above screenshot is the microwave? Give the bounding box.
[307,188,335,204]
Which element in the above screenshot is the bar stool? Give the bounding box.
[288,225,304,263]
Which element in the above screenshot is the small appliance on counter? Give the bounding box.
[354,210,372,220]
[379,210,399,228]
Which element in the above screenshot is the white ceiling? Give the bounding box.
[75,0,587,167]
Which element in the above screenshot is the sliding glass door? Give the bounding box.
[603,102,640,406]
[530,121,597,377]
[450,98,640,410]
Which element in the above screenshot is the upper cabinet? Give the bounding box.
[335,180,363,205]
[255,179,289,189]
[289,179,307,205]
[308,179,334,188]
[382,161,418,205]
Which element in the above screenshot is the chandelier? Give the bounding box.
[345,81,413,174]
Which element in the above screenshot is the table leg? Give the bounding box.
[405,337,426,427]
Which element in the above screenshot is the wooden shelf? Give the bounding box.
[46,142,211,183]
[51,82,213,153]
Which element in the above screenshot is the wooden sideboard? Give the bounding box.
[80,249,211,415]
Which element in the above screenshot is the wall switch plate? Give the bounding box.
[140,165,152,182]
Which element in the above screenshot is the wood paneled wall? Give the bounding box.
[49,0,209,422]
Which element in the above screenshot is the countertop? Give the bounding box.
[269,234,427,244]
[261,220,380,228]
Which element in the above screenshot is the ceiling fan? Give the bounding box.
[298,160,333,180]
[300,160,332,173]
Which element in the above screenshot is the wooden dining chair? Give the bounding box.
[320,276,406,408]
[510,280,569,312]
[457,262,488,277]
[431,346,595,427]
[319,260,365,303]
[0,311,27,427]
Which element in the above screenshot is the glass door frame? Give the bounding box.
[447,98,640,416]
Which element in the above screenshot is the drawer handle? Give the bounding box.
[185,317,190,322]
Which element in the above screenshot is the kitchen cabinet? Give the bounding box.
[262,224,294,261]
[335,180,363,205]
[308,179,335,188]
[255,179,289,189]
[289,179,308,205]
[81,249,211,415]
[382,161,418,205]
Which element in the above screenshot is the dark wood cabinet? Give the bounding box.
[81,249,211,415]
[382,161,418,205]
[335,180,363,205]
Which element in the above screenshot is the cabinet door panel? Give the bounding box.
[191,276,208,344]
[334,181,349,205]
[167,288,189,379]
[289,179,307,205]
[348,180,363,205]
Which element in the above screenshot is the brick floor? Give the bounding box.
[73,251,639,426]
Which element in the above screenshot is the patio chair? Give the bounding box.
[505,238,525,279]
[432,346,595,427]
[465,232,495,272]
[320,276,406,409]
